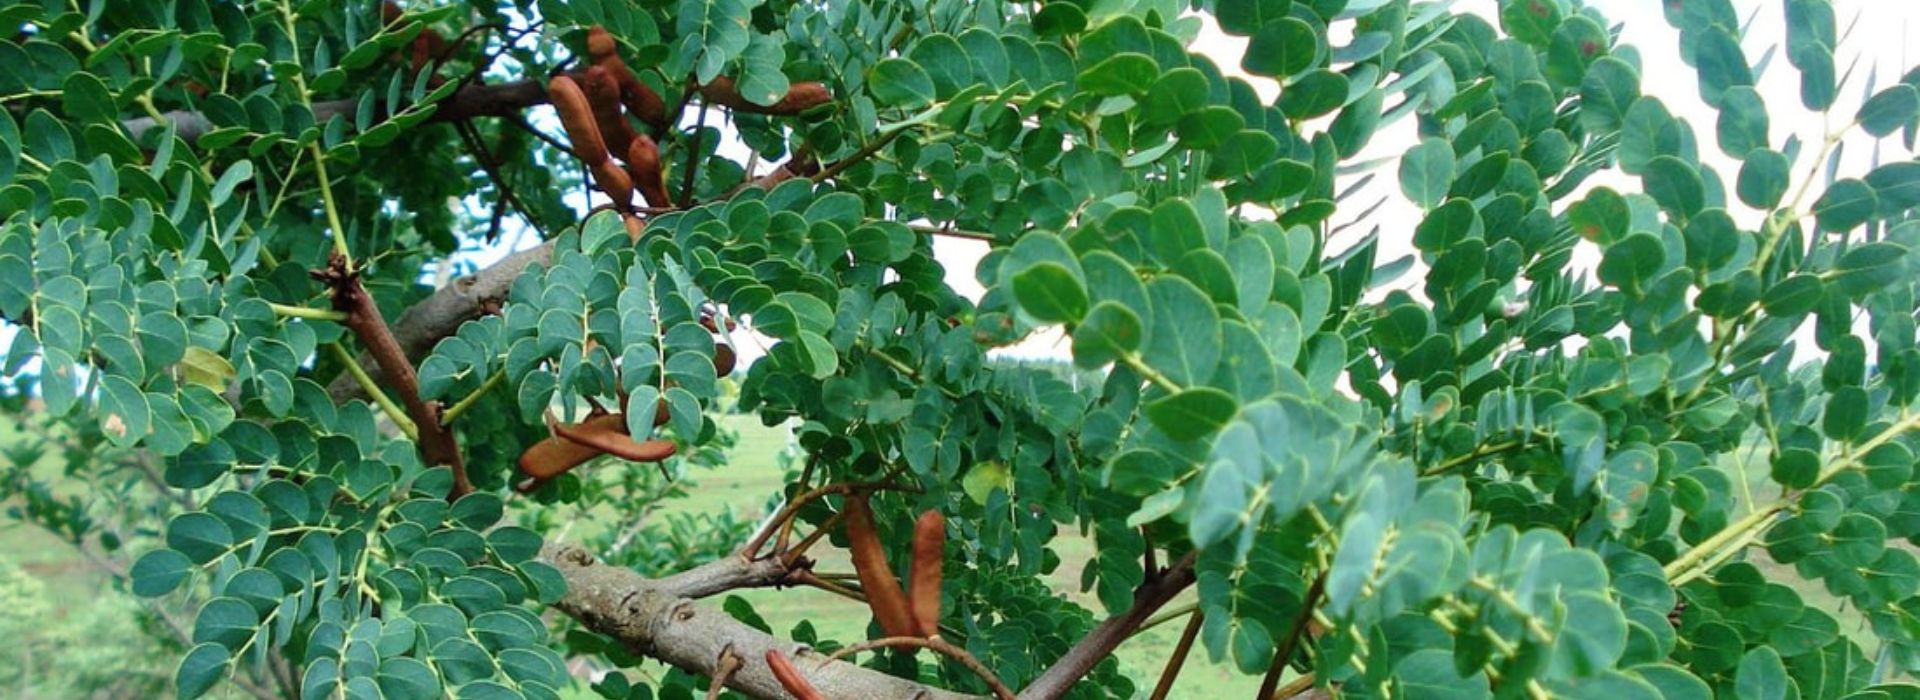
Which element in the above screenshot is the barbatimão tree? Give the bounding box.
[4,0,1920,698]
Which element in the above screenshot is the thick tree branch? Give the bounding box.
[544,544,981,700]
[1015,552,1199,700]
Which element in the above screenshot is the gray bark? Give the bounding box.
[545,545,982,700]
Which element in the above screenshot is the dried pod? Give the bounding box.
[581,65,637,157]
[700,76,833,115]
[591,159,634,209]
[585,26,617,63]
[909,510,945,638]
[547,74,608,164]
[626,134,672,209]
[845,494,916,638]
[713,343,737,378]
[764,650,825,700]
[517,413,626,479]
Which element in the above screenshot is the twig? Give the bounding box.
[811,128,905,183]
[1148,611,1204,700]
[454,120,538,242]
[1257,574,1325,700]
[318,258,473,500]
[678,104,709,208]
[737,470,915,560]
[328,343,419,440]
[505,112,579,159]
[440,370,505,424]
[821,636,1016,700]
[706,646,743,700]
[1270,674,1318,700]
[1016,552,1199,700]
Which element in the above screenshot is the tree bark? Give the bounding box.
[1014,553,1198,700]
[120,79,550,146]
[544,544,982,700]
[327,240,556,402]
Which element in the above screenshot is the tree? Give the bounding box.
[3,0,1920,697]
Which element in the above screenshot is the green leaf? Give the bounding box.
[1077,53,1157,97]
[1012,262,1090,323]
[1569,187,1629,243]
[1857,85,1919,137]
[131,548,195,597]
[1716,86,1770,157]
[175,643,230,700]
[1823,385,1869,442]
[1399,137,1455,210]
[1813,179,1878,233]
[869,58,935,108]
[1143,68,1209,126]
[1144,388,1238,441]
[1738,149,1791,209]
[1277,69,1349,120]
[167,512,234,564]
[1142,276,1222,387]
[1866,161,1920,212]
[1242,17,1317,78]
[1643,156,1706,221]
[1071,301,1143,369]
[1598,233,1665,295]
[377,657,441,700]
[1216,0,1293,36]
[1500,0,1562,46]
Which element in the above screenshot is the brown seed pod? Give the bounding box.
[909,510,945,638]
[622,214,645,242]
[713,343,737,378]
[699,76,833,115]
[611,63,670,129]
[591,159,634,209]
[584,26,617,63]
[517,413,626,479]
[626,134,671,209]
[581,65,637,158]
[548,74,608,165]
[764,650,825,700]
[553,415,676,462]
[844,494,916,638]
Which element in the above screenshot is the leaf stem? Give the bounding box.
[441,370,504,424]
[330,343,419,440]
[1148,610,1203,700]
[268,302,349,322]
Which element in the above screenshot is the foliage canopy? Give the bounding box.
[4,0,1920,698]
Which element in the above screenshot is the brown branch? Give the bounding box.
[821,636,1016,700]
[317,256,472,500]
[326,240,555,402]
[544,544,982,700]
[737,472,914,561]
[706,647,743,700]
[1148,610,1203,700]
[1256,573,1325,700]
[677,104,709,208]
[122,79,551,146]
[1014,551,1199,700]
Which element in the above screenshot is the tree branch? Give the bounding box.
[544,544,982,700]
[120,79,551,146]
[326,241,555,402]
[318,256,472,499]
[1015,552,1199,700]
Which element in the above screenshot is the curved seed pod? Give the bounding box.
[713,343,737,378]
[699,76,833,115]
[517,413,626,479]
[553,416,676,462]
[622,214,645,242]
[764,650,824,700]
[584,26,616,63]
[591,159,634,209]
[581,65,637,157]
[626,134,671,209]
[547,74,608,164]
[610,63,670,128]
[845,494,916,638]
[909,510,945,638]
